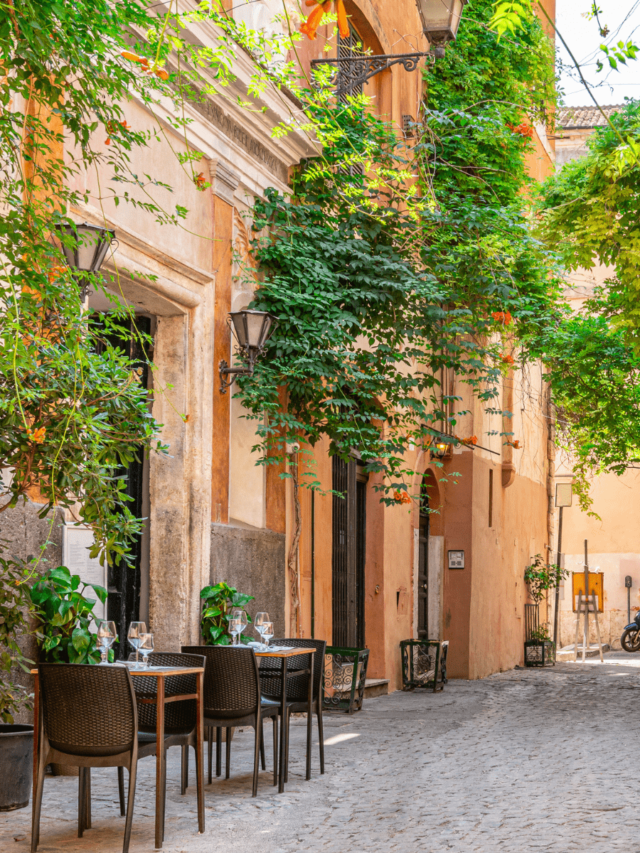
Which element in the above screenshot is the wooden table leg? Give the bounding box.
[279,657,288,794]
[155,675,165,849]
[195,671,205,833]
[306,654,313,781]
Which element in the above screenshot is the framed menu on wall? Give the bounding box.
[62,524,107,621]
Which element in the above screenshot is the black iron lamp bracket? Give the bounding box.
[219,359,254,394]
[311,52,433,97]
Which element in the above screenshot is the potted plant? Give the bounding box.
[523,554,567,667]
[28,565,106,776]
[200,581,254,645]
[29,565,106,664]
[0,556,35,811]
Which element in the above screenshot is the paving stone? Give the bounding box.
[4,656,640,851]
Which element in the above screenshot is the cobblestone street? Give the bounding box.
[4,655,640,852]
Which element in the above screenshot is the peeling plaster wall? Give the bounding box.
[210,522,286,638]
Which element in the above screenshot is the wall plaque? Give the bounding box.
[448,550,465,569]
[62,525,107,620]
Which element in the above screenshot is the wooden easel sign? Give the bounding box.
[573,539,605,663]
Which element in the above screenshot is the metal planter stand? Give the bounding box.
[524,640,556,667]
[400,639,449,691]
[524,603,555,666]
[322,647,370,714]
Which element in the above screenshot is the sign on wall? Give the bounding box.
[448,550,465,569]
[62,524,107,621]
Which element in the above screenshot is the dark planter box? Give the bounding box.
[524,640,556,667]
[322,647,370,714]
[400,639,449,691]
[0,724,33,811]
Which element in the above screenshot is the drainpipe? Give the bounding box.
[501,369,515,488]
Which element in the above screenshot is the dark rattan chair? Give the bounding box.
[115,651,205,815]
[260,638,326,781]
[182,645,278,795]
[32,663,157,853]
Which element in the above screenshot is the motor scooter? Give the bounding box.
[621,611,640,652]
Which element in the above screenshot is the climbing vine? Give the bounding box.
[236,0,562,501]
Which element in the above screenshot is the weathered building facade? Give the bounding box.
[7,0,560,691]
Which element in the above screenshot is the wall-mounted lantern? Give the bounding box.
[429,438,451,460]
[415,0,467,57]
[52,221,117,298]
[219,309,278,394]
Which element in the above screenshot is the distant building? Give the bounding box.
[554,104,638,650]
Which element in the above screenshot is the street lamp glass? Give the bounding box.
[53,222,116,273]
[555,482,573,507]
[229,309,278,355]
[415,0,466,45]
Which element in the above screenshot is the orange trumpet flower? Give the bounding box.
[301,0,349,40]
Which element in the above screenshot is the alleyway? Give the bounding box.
[4,655,640,852]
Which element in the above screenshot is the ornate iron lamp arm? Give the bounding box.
[310,52,433,97]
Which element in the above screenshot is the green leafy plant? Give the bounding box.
[29,566,106,664]
[529,624,552,643]
[524,554,567,604]
[200,582,254,646]
[0,556,35,723]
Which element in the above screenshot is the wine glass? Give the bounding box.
[254,612,269,648]
[231,608,247,645]
[127,621,147,668]
[96,621,117,665]
[262,621,274,649]
[229,617,242,646]
[139,633,154,669]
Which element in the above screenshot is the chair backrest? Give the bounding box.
[38,663,137,757]
[128,652,205,733]
[261,638,327,703]
[182,645,259,719]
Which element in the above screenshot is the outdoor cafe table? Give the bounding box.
[32,663,205,849]
[253,646,316,793]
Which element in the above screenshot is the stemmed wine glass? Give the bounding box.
[230,609,247,645]
[139,633,154,669]
[96,621,117,665]
[262,621,274,649]
[254,612,269,649]
[128,621,147,668]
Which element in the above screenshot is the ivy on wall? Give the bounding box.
[236,0,562,500]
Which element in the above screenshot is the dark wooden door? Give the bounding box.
[332,457,367,648]
[94,315,151,658]
[418,486,429,639]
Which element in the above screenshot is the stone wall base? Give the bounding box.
[210,522,286,638]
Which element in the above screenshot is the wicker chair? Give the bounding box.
[182,645,278,795]
[259,638,326,781]
[32,663,157,853]
[115,651,205,814]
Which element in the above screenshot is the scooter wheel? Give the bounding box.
[621,628,640,653]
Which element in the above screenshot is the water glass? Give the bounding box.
[128,621,147,668]
[96,620,117,665]
[229,618,242,646]
[139,633,154,668]
[262,621,274,648]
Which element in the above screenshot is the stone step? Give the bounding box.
[557,643,611,659]
[364,678,389,698]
